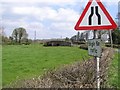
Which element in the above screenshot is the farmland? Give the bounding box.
[2,44,90,86]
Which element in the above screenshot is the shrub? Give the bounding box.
[79,44,88,50]
[105,44,120,48]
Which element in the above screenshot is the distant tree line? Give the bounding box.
[70,28,120,45]
[1,27,120,45]
[1,27,32,45]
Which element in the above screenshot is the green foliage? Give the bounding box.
[80,44,88,50]
[2,45,89,86]
[12,27,28,44]
[2,36,11,45]
[65,37,70,41]
[112,28,120,44]
[105,44,120,48]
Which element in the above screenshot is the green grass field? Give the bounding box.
[2,44,89,86]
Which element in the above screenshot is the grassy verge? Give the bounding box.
[2,44,89,86]
[0,45,2,89]
[107,50,119,88]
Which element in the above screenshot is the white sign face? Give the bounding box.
[80,1,111,26]
[88,39,101,57]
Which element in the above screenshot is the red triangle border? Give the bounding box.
[74,0,117,30]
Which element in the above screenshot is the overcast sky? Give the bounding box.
[1,0,119,39]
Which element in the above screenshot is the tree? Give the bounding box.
[9,36,13,44]
[0,27,10,45]
[112,28,120,44]
[65,37,70,41]
[77,32,80,41]
[18,27,27,43]
[12,29,18,43]
[80,31,89,42]
[70,35,77,42]
[12,27,28,44]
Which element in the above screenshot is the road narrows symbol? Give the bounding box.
[95,6,101,25]
[89,6,101,25]
[89,7,94,25]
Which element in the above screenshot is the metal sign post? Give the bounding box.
[97,57,100,90]
[93,30,100,89]
[88,30,101,89]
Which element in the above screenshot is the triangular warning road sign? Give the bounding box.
[74,0,117,30]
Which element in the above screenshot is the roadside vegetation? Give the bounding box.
[107,52,119,88]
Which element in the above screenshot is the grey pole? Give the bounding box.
[93,30,100,90]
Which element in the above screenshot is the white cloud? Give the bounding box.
[0,3,5,15]
[12,7,79,22]
[3,19,46,38]
[1,0,119,3]
[1,0,119,39]
[1,0,78,6]
[3,18,77,39]
[3,5,80,39]
[1,0,119,6]
[12,7,35,15]
[3,19,44,31]
[55,8,79,22]
[12,7,57,20]
[51,22,74,31]
[101,0,119,2]
[3,18,27,28]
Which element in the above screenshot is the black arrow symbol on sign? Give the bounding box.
[95,6,101,25]
[89,7,94,25]
[89,6,101,25]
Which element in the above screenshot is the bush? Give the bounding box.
[79,44,88,50]
[105,44,120,48]
[105,44,111,47]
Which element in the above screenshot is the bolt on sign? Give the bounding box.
[88,39,101,57]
